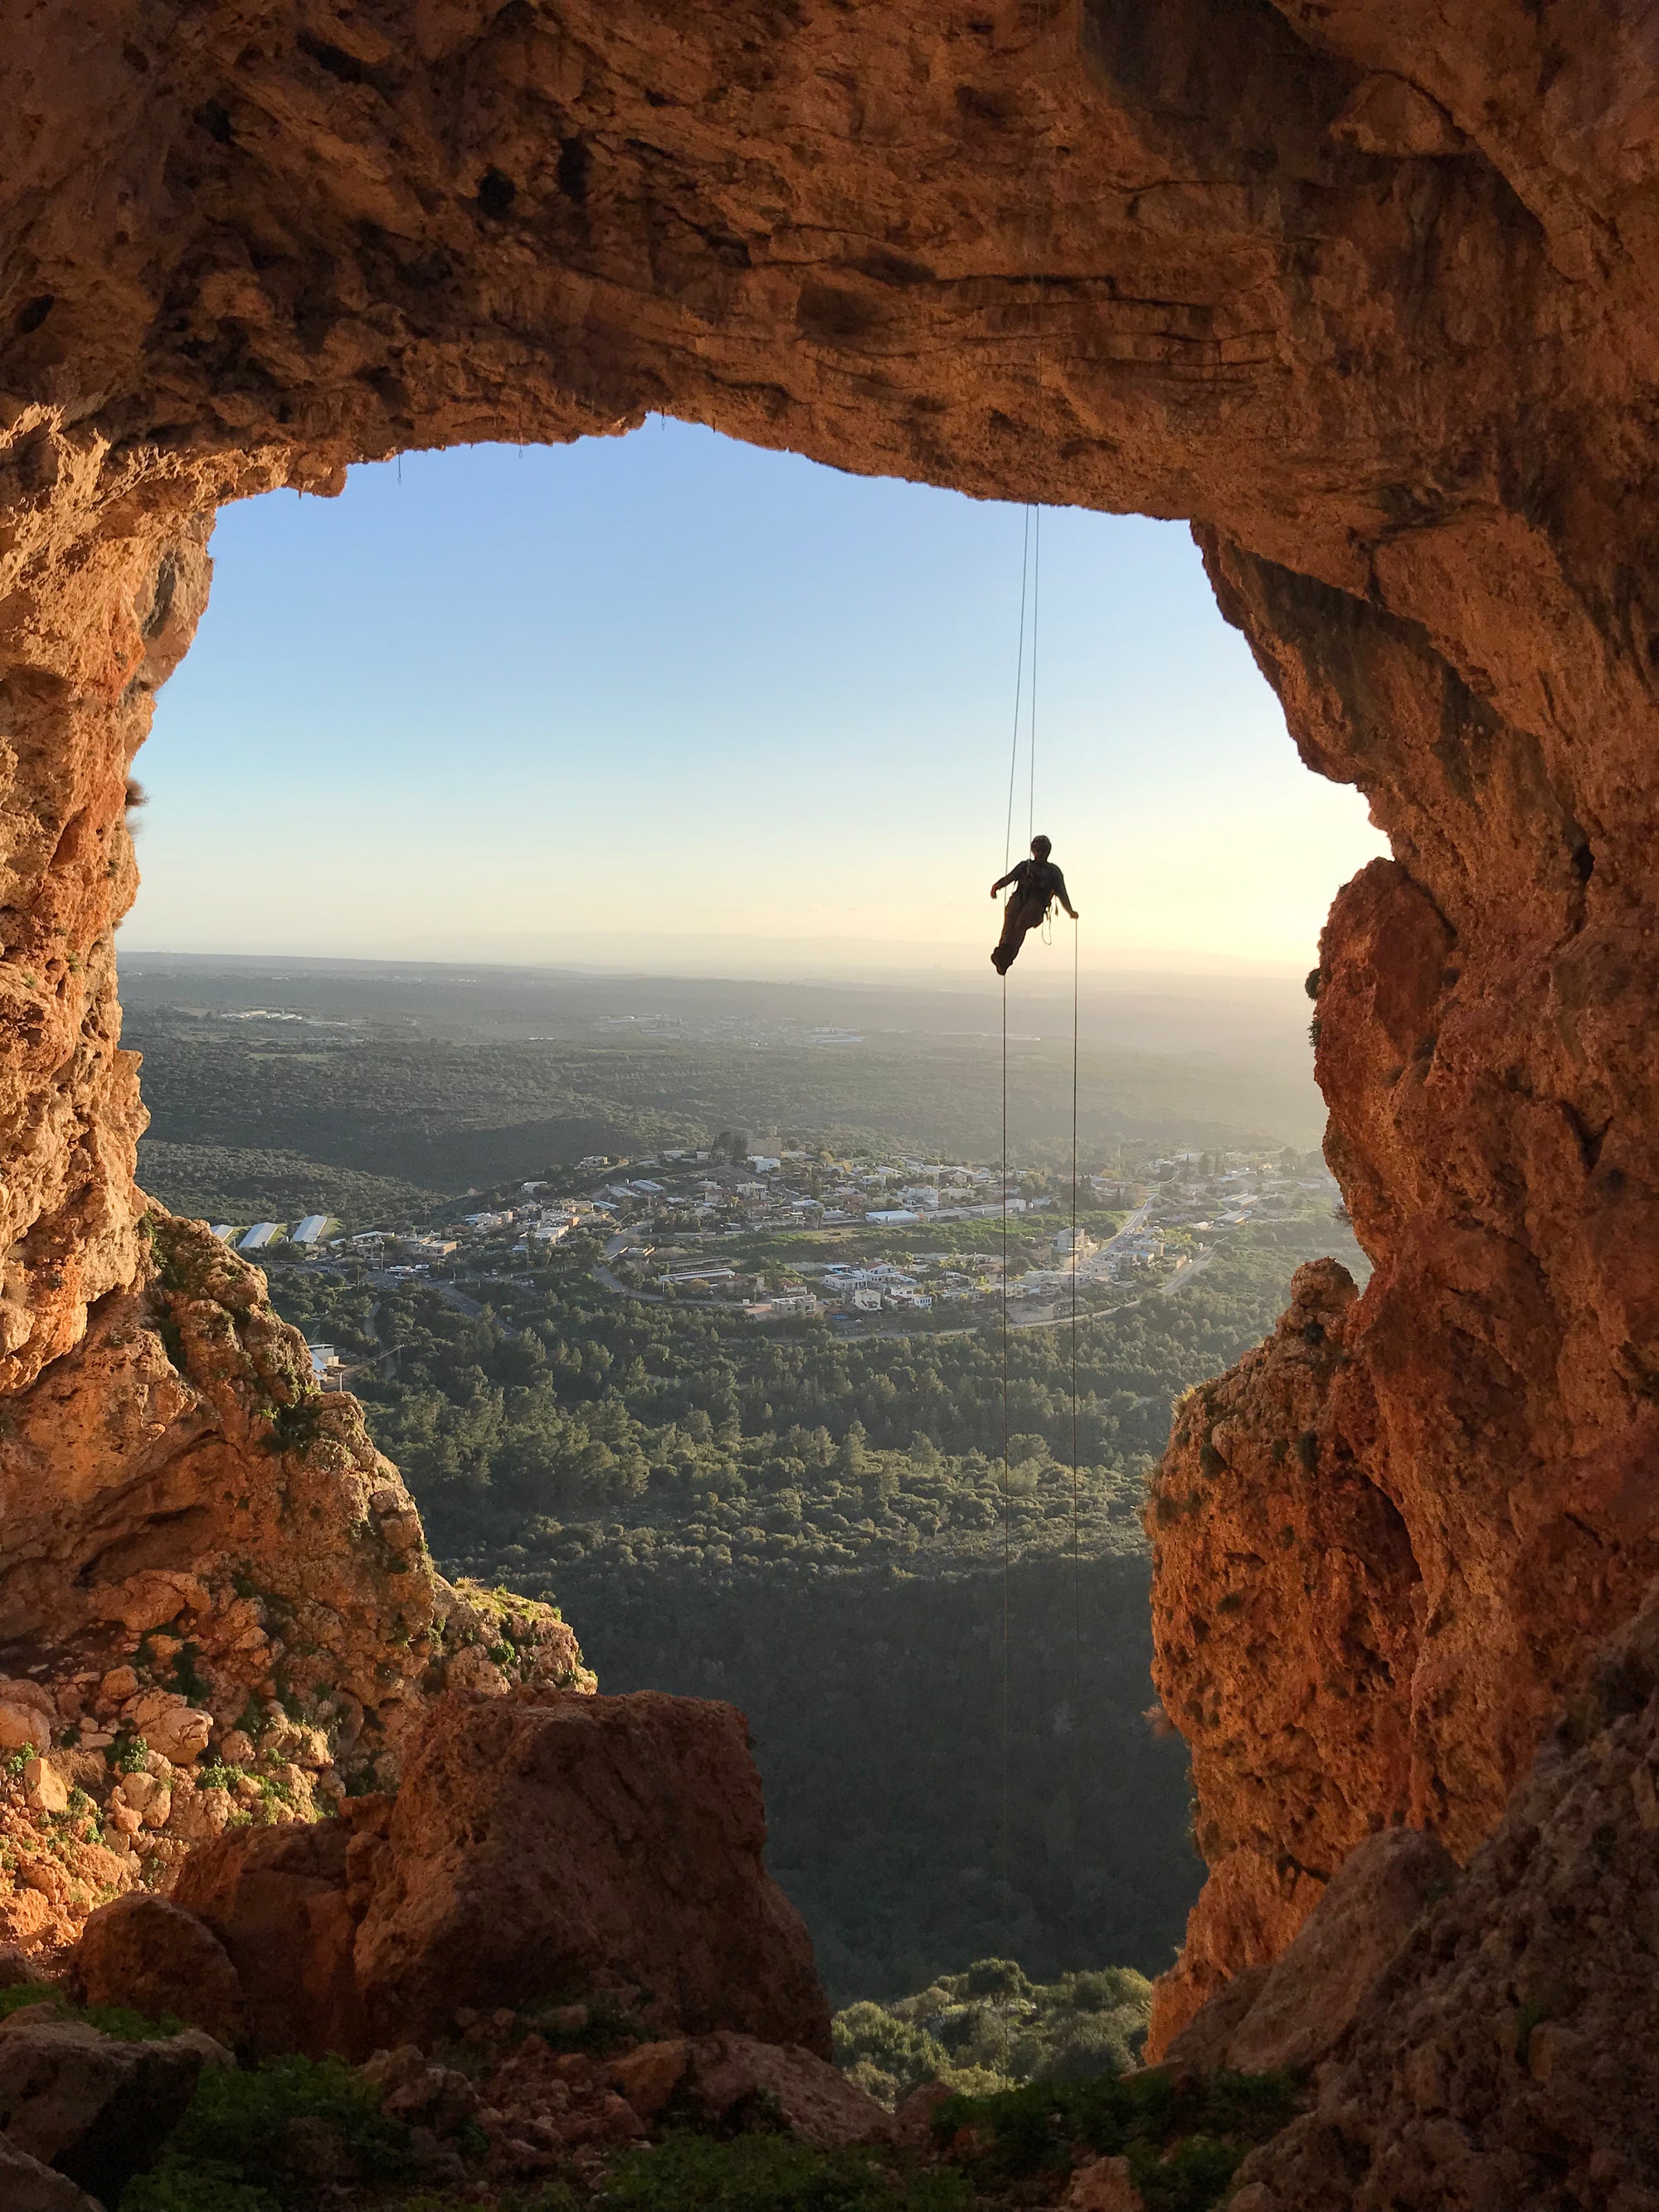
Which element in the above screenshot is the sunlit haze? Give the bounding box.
[127,422,1386,979]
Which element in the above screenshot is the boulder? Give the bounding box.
[0,1703,50,1756]
[120,1692,212,1767]
[85,1570,210,1635]
[0,2014,231,2203]
[1221,1828,1458,2073]
[71,1894,243,2045]
[173,1816,368,2059]
[22,1760,70,1817]
[353,1690,830,2055]
[359,2044,480,2136]
[1160,1964,1270,2071]
[0,2131,104,2212]
[1067,2155,1144,2211]
[675,2033,895,2145]
[0,1947,43,1992]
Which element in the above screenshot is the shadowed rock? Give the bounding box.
[355,1690,830,2054]
[70,1894,243,2049]
[1165,1828,1459,2075]
[169,1690,829,2064]
[173,1811,376,2059]
[0,2131,103,2212]
[610,2033,893,2142]
[1230,1597,1659,2208]
[0,2013,231,2205]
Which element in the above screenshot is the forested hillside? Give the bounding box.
[266,1216,1364,1997]
[131,1006,1320,1229]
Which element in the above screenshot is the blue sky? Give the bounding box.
[126,421,1385,976]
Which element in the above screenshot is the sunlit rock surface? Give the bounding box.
[4,1,1659,2146]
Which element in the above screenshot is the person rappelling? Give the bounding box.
[990,834,1078,975]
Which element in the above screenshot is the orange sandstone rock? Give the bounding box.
[165,1689,829,2069]
[70,1894,244,2048]
[172,1810,378,2060]
[3,0,1659,2119]
[1231,1596,1659,2208]
[355,1690,831,2056]
[1165,1827,1458,2075]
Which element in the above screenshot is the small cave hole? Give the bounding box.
[557,138,591,205]
[476,168,518,220]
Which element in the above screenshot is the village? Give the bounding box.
[209,1130,1340,1338]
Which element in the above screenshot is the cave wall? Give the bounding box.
[6,0,1659,2010]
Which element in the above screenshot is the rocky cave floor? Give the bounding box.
[0,1964,1306,2212]
[2,1595,1657,2212]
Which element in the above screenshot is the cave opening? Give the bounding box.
[111,418,1382,2009]
[7,1,1659,2173]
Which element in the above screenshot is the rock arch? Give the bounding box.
[5,0,1658,2025]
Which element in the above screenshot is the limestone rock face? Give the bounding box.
[1230,1596,1659,2210]
[4,0,1659,2093]
[355,1690,831,2056]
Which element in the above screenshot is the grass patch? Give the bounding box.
[0,1983,182,2039]
[121,2054,416,2211]
[932,2065,1301,2212]
[601,2134,971,2212]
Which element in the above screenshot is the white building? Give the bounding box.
[240,1223,282,1252]
[292,1214,335,1246]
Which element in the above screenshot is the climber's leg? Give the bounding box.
[992,897,1044,975]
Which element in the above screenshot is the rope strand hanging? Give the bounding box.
[990,488,1082,2035]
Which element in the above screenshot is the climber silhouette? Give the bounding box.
[990,834,1078,975]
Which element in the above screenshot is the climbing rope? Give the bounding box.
[1000,966,1012,2040]
[993,498,1084,2063]
[1028,506,1041,847]
[1079,911,1092,1725]
[1004,508,1032,876]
